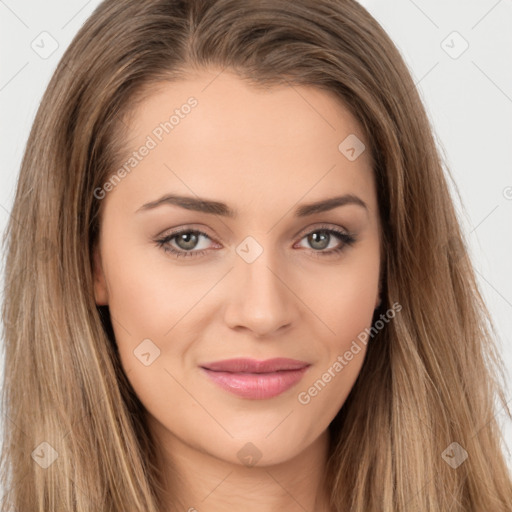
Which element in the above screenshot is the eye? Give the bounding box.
[294,224,357,258]
[155,228,215,258]
[155,224,357,259]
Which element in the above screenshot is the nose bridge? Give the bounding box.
[224,234,296,335]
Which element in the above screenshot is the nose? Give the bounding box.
[223,246,297,338]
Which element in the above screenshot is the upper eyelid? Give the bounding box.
[159,223,352,246]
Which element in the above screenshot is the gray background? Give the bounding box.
[1,0,511,472]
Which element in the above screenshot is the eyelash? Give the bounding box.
[154,224,357,260]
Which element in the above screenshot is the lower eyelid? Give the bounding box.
[157,227,355,259]
[161,231,214,252]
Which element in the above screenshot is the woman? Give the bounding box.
[1,0,511,510]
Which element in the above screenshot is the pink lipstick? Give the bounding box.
[200,358,310,399]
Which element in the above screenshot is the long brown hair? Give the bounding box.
[2,0,511,510]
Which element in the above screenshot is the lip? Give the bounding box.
[200,358,310,399]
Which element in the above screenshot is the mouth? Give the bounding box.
[199,358,311,399]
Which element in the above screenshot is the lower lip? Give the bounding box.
[201,367,309,399]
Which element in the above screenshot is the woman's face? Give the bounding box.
[93,68,381,468]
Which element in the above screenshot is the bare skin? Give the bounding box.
[93,67,381,512]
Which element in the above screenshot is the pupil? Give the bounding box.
[310,231,329,250]
[178,232,198,250]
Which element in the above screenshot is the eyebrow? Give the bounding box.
[136,193,368,217]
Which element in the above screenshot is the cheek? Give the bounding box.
[307,246,380,347]
[294,248,379,419]
[326,272,377,350]
[101,239,227,410]
[103,241,200,336]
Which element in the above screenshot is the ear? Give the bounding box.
[92,244,109,306]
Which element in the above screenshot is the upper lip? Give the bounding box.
[200,358,310,373]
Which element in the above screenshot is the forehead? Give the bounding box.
[108,69,377,218]
[126,69,368,153]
